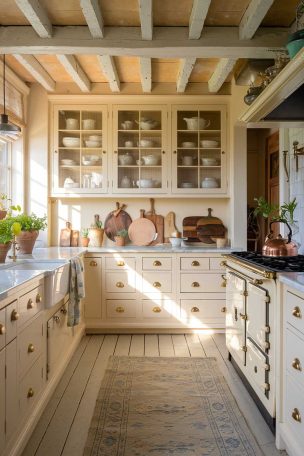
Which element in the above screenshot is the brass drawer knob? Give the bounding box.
[27,388,34,398]
[115,306,125,313]
[36,293,42,303]
[241,345,247,352]
[153,306,161,313]
[221,307,227,313]
[240,313,248,320]
[191,282,200,288]
[60,307,67,315]
[292,358,302,371]
[191,261,200,267]
[220,260,227,267]
[90,260,97,267]
[0,324,5,335]
[191,307,199,313]
[264,341,270,350]
[153,282,161,288]
[221,274,227,288]
[28,343,35,353]
[116,260,125,267]
[292,306,302,318]
[116,281,124,288]
[264,325,270,334]
[11,309,19,321]
[153,260,162,267]
[252,279,263,285]
[27,298,34,309]
[53,315,60,322]
[292,408,301,423]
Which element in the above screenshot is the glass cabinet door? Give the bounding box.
[172,106,227,194]
[112,106,167,193]
[53,105,107,194]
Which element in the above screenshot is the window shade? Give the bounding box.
[0,79,25,127]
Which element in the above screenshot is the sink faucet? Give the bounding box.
[8,236,19,262]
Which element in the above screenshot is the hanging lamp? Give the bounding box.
[0,55,21,134]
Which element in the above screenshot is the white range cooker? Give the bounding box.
[222,251,304,432]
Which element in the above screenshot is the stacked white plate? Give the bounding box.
[62,137,80,147]
[61,159,76,166]
[200,140,219,148]
[201,157,218,166]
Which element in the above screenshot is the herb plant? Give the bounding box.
[81,228,89,238]
[116,229,128,238]
[12,213,47,232]
[254,196,297,224]
[0,218,21,244]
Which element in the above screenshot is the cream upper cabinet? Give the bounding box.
[52,105,108,194]
[112,105,168,194]
[171,105,227,194]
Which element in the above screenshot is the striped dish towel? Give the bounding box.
[68,256,85,327]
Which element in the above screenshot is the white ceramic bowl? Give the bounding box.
[64,182,79,188]
[139,139,154,147]
[61,159,76,165]
[142,155,159,166]
[180,182,194,188]
[181,142,196,148]
[85,140,102,148]
[201,177,219,188]
[88,135,102,141]
[201,158,218,166]
[62,137,80,147]
[82,119,96,130]
[169,237,182,247]
[136,179,153,188]
[119,154,134,165]
[200,140,219,148]
[65,118,79,130]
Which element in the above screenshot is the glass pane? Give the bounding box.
[59,110,80,130]
[81,111,102,131]
[0,142,8,195]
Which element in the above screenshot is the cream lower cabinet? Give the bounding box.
[0,347,5,454]
[84,252,226,330]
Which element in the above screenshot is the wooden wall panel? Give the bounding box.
[262,0,299,27]
[205,0,251,26]
[114,57,141,83]
[189,59,219,83]
[152,59,179,83]
[153,0,192,26]
[99,0,140,26]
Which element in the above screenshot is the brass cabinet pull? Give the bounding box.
[191,307,200,313]
[28,343,35,353]
[153,282,161,288]
[27,299,34,309]
[241,345,247,352]
[11,309,19,321]
[264,382,270,392]
[191,282,200,288]
[0,324,5,335]
[60,307,67,315]
[90,260,97,267]
[292,408,301,423]
[264,325,270,334]
[36,293,42,303]
[27,388,34,398]
[116,260,125,267]
[251,279,264,285]
[240,313,248,320]
[53,315,60,323]
[264,363,270,371]
[264,341,270,350]
[153,260,162,266]
[153,306,161,313]
[292,306,302,318]
[115,306,125,313]
[220,260,227,267]
[221,274,227,288]
[116,281,124,288]
[191,260,200,267]
[221,307,227,313]
[292,358,302,371]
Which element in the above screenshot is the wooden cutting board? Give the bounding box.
[144,198,164,245]
[104,202,132,242]
[60,222,72,246]
[164,212,178,243]
[128,209,156,246]
[196,208,224,228]
[71,230,79,247]
[182,216,202,242]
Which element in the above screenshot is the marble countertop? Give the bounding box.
[0,269,45,301]
[279,273,304,294]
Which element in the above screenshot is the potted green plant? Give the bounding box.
[80,228,90,247]
[0,218,21,262]
[0,194,21,220]
[114,229,128,246]
[254,196,297,225]
[12,213,47,254]
[88,214,104,247]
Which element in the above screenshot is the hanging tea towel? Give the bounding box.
[68,256,85,326]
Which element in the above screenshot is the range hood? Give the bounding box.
[264,84,304,121]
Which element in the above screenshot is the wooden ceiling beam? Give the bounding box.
[98,55,120,92]
[80,0,104,38]
[57,55,91,92]
[176,58,196,92]
[13,54,55,91]
[139,57,151,92]
[208,58,237,93]
[189,0,211,39]
[138,0,153,40]
[15,0,52,38]
[239,0,275,40]
[0,26,287,58]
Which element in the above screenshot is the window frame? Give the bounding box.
[0,139,12,199]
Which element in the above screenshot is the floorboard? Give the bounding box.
[114,334,131,355]
[172,334,190,356]
[144,334,159,356]
[129,334,145,356]
[158,334,174,357]
[185,333,206,357]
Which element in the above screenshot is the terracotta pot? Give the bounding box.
[88,228,104,247]
[0,210,7,220]
[0,242,11,263]
[16,230,39,254]
[114,236,125,246]
[81,237,90,247]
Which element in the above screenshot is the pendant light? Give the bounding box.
[0,55,21,134]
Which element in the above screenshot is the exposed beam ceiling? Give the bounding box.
[0,26,287,58]
[13,54,55,91]
[208,58,237,93]
[98,55,120,92]
[57,55,91,92]
[14,0,52,38]
[189,0,211,39]
[239,0,275,40]
[139,57,152,92]
[138,0,153,40]
[80,0,104,38]
[176,58,196,92]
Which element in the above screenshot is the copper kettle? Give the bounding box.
[262,221,298,257]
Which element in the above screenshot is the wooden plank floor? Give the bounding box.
[22,334,286,456]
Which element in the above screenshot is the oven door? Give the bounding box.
[247,282,270,354]
[226,270,247,367]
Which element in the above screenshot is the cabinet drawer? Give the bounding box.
[0,349,4,454]
[0,308,5,351]
[286,327,304,391]
[210,257,225,270]
[180,273,223,293]
[245,339,268,396]
[142,299,174,319]
[19,285,44,327]
[180,257,209,270]
[105,257,135,270]
[18,314,43,378]
[106,300,137,318]
[142,257,172,271]
[181,299,226,324]
[105,272,136,293]
[19,355,44,422]
[285,374,304,448]
[286,291,304,334]
[142,272,172,293]
[5,300,18,344]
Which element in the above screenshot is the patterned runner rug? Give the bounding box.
[84,356,263,455]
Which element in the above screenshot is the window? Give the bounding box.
[0,140,11,197]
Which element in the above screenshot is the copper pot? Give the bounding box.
[262,221,298,257]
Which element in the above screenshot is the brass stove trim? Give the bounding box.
[222,255,276,279]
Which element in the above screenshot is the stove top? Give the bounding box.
[230,251,304,273]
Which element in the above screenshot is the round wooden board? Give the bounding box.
[128,217,156,246]
[104,210,132,241]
